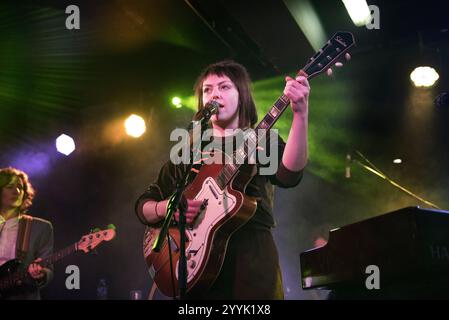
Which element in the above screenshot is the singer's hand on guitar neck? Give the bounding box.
[284,75,310,116]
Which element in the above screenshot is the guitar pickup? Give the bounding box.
[200,199,209,210]
[208,185,219,199]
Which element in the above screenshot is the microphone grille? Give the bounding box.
[204,100,219,115]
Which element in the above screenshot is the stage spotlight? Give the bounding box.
[171,96,182,108]
[56,134,76,156]
[393,159,402,164]
[342,0,371,26]
[125,114,146,138]
[410,66,439,87]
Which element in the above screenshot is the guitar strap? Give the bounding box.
[16,215,33,262]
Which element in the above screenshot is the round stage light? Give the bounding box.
[410,66,439,87]
[125,114,146,138]
[56,134,76,156]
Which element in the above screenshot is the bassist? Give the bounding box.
[0,167,53,299]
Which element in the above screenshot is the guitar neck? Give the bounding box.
[256,93,296,131]
[41,243,78,268]
[216,31,355,189]
[216,85,306,190]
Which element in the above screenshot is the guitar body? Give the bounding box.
[143,158,258,297]
[0,259,21,277]
[0,259,35,299]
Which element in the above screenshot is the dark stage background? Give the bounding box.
[1,0,448,299]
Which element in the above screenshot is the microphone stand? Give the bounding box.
[350,150,442,209]
[152,104,216,300]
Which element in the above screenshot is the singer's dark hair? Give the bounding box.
[0,167,35,212]
[193,60,258,129]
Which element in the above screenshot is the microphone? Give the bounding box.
[188,100,220,131]
[199,100,220,119]
[345,153,351,179]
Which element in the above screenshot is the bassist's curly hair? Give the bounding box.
[0,167,35,213]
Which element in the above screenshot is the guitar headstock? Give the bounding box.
[301,31,355,79]
[77,226,116,253]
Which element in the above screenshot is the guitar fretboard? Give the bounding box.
[215,31,355,189]
[42,244,77,267]
[216,94,292,189]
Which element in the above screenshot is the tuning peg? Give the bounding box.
[91,228,100,233]
[327,54,353,77]
[107,224,116,230]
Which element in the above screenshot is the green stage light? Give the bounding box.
[171,97,182,108]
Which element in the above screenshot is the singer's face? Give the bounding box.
[1,176,24,210]
[202,74,239,129]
